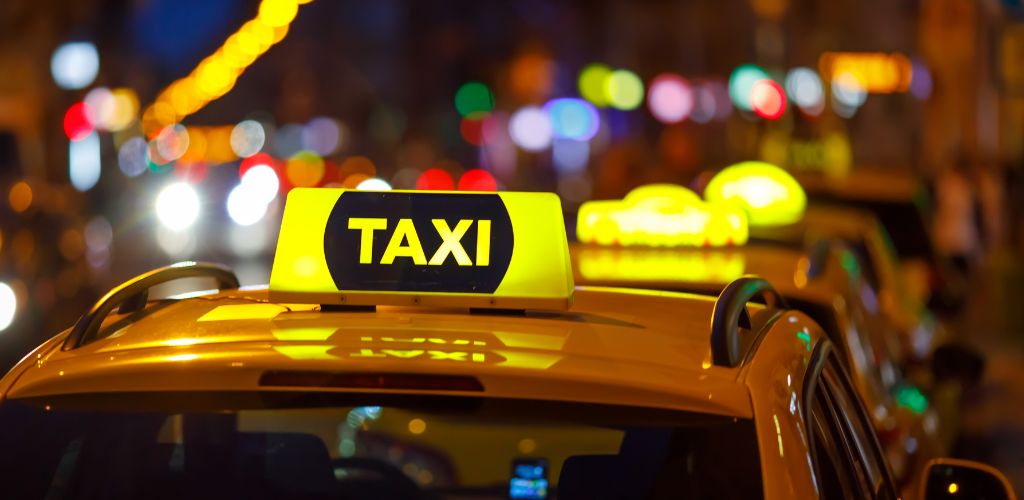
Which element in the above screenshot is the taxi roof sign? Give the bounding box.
[269,188,574,309]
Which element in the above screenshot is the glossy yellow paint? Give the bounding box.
[576,184,749,247]
[269,188,574,310]
[705,161,808,226]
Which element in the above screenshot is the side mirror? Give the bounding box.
[919,458,1017,500]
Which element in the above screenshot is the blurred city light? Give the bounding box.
[356,177,393,191]
[910,60,933,101]
[750,79,786,120]
[690,84,717,124]
[509,106,553,152]
[50,42,99,90]
[155,124,190,162]
[285,150,325,187]
[8,182,32,213]
[728,64,769,111]
[84,216,113,253]
[241,164,280,203]
[457,169,497,191]
[155,182,200,231]
[226,183,269,226]
[648,74,694,124]
[0,282,16,332]
[784,68,825,116]
[552,139,589,175]
[832,72,867,117]
[69,131,101,191]
[416,168,455,190]
[142,0,310,135]
[258,0,299,27]
[301,116,341,155]
[84,87,139,132]
[545,98,599,141]
[604,69,644,110]
[118,137,149,177]
[230,119,267,158]
[454,81,495,117]
[63,103,95,141]
[228,222,270,257]
[819,51,912,93]
[274,123,304,157]
[460,113,497,146]
[578,63,612,107]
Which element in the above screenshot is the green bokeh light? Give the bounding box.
[605,69,644,110]
[578,63,612,107]
[729,64,769,112]
[454,81,495,117]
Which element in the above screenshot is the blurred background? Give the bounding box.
[0,0,1023,492]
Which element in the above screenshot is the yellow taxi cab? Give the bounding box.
[0,189,1013,500]
[572,183,941,487]
[705,162,946,363]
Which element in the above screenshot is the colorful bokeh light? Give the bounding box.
[51,42,99,90]
[457,169,497,191]
[509,106,553,151]
[63,103,95,141]
[416,168,455,190]
[454,81,495,117]
[578,63,612,107]
[750,79,786,120]
[728,64,769,111]
[605,69,644,110]
[545,98,599,141]
[648,74,694,124]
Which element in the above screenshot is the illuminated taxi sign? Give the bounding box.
[270,189,573,309]
[704,161,807,226]
[576,184,748,247]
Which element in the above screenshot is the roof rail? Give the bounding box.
[62,262,239,350]
[710,276,789,367]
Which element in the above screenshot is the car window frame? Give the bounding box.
[804,340,898,500]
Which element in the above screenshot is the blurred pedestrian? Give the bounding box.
[932,155,980,275]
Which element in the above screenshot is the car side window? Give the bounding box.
[820,354,898,500]
[809,375,871,500]
[806,350,897,500]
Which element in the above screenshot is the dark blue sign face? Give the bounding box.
[323,191,514,293]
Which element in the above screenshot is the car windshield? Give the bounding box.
[0,394,762,500]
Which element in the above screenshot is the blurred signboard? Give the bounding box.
[999,24,1024,92]
[818,52,912,93]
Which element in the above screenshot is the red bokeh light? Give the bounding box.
[239,152,276,178]
[416,168,455,190]
[63,102,95,141]
[750,79,786,120]
[457,169,497,191]
[173,161,209,183]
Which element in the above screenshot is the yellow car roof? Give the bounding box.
[7,286,756,418]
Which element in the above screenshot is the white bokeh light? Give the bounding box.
[0,282,16,331]
[155,182,200,231]
[230,120,266,158]
[226,184,269,226]
[51,42,99,90]
[356,178,392,191]
[240,165,280,204]
[509,106,553,152]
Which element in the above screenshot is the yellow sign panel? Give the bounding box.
[704,161,807,226]
[269,189,574,310]
[819,52,912,93]
[576,184,749,247]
